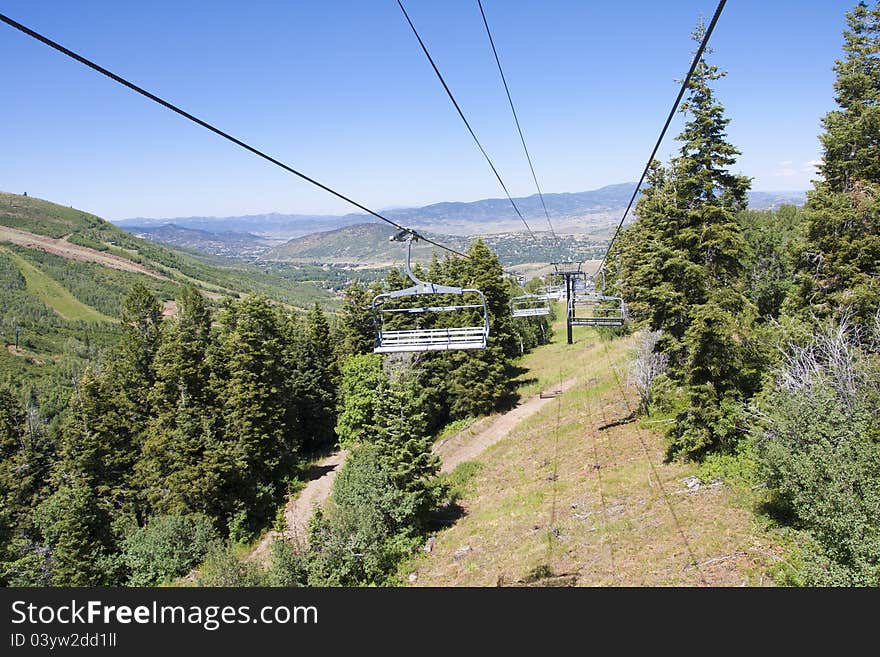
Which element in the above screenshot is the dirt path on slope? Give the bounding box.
[434,376,579,473]
[249,376,579,565]
[248,450,348,564]
[0,226,169,279]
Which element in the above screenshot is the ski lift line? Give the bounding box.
[594,0,728,277]
[396,0,544,253]
[0,12,474,263]
[603,352,708,586]
[476,0,563,259]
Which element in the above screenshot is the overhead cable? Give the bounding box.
[476,0,563,259]
[594,0,728,277]
[396,0,545,254]
[0,11,471,260]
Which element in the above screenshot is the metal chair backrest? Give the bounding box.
[569,293,627,327]
[511,293,551,318]
[371,232,489,353]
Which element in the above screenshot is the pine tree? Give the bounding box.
[0,386,25,572]
[433,240,512,420]
[335,354,387,448]
[292,303,337,451]
[792,1,880,326]
[337,281,381,357]
[34,475,120,585]
[0,385,55,584]
[97,283,164,518]
[819,1,880,189]
[465,240,516,358]
[213,296,292,535]
[26,368,138,585]
[138,286,227,518]
[609,19,757,457]
[372,373,441,516]
[739,205,806,320]
[115,282,162,390]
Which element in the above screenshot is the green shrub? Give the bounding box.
[194,545,266,587]
[756,323,880,585]
[697,439,760,486]
[306,447,421,586]
[267,539,309,587]
[123,514,220,586]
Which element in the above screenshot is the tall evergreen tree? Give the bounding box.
[439,240,511,419]
[335,354,387,448]
[114,282,162,391]
[792,1,880,326]
[371,372,442,523]
[213,296,292,536]
[739,205,806,320]
[608,20,757,457]
[0,386,26,576]
[138,286,229,519]
[336,281,380,358]
[35,478,118,586]
[32,370,136,585]
[100,283,164,517]
[287,304,337,452]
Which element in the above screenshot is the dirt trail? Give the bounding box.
[0,226,169,279]
[434,376,579,473]
[248,450,347,563]
[249,377,579,564]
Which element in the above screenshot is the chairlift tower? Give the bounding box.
[551,261,586,344]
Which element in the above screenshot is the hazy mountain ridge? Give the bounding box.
[264,222,611,267]
[131,224,278,258]
[115,184,807,241]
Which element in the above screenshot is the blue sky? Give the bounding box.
[0,1,855,220]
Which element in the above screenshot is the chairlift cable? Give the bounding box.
[397,0,544,254]
[594,0,728,278]
[476,0,563,260]
[0,11,473,261]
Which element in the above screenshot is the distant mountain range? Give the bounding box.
[114,183,807,241]
[263,222,609,268]
[129,224,277,258]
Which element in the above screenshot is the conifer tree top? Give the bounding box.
[673,18,751,211]
[817,0,880,191]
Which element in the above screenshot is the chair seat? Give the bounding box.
[570,316,625,326]
[512,307,551,317]
[374,326,487,353]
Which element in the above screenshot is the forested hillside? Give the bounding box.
[606,5,880,585]
[0,233,553,585]
[0,192,375,419]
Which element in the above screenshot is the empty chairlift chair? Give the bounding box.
[511,293,551,318]
[569,292,627,327]
[539,284,565,301]
[371,232,489,353]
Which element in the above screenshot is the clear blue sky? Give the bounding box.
[0,1,855,220]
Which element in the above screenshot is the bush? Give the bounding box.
[759,385,880,585]
[306,447,421,586]
[122,514,220,586]
[267,538,309,587]
[756,319,880,585]
[194,545,266,587]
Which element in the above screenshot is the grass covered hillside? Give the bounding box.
[0,191,363,423]
[0,192,352,308]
